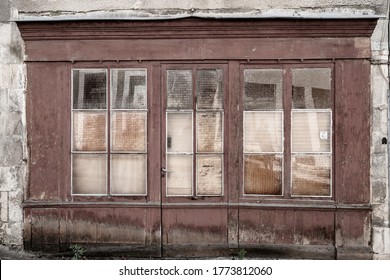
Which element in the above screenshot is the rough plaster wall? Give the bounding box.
[0,0,25,247]
[371,14,390,259]
[9,0,388,19]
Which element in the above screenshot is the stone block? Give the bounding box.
[0,0,10,22]
[0,166,22,191]
[0,136,23,167]
[371,153,388,181]
[373,227,390,255]
[0,111,23,136]
[0,64,11,88]
[0,23,24,64]
[371,179,387,204]
[0,191,8,222]
[2,222,23,245]
[8,189,22,223]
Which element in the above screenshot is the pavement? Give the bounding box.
[0,245,43,260]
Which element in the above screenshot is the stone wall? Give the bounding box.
[0,0,26,247]
[371,16,390,259]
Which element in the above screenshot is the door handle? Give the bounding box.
[161,167,172,176]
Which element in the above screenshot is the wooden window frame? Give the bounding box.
[240,63,335,201]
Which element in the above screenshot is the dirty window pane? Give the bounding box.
[167,155,193,196]
[244,155,282,195]
[111,69,147,109]
[111,154,146,195]
[196,69,223,109]
[196,112,223,153]
[112,112,146,152]
[292,68,331,109]
[167,70,193,110]
[292,155,331,196]
[167,112,193,153]
[292,112,331,153]
[72,154,107,194]
[196,155,223,196]
[73,70,107,109]
[244,69,283,110]
[73,112,106,151]
[244,111,283,153]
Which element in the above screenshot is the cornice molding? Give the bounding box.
[17,18,378,41]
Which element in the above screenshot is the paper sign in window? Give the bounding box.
[72,154,107,194]
[196,112,223,153]
[111,112,146,152]
[292,112,331,153]
[244,155,282,195]
[73,112,106,151]
[196,155,223,196]
[291,155,331,196]
[111,154,146,195]
[244,111,283,153]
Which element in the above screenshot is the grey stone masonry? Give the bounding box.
[371,17,390,259]
[0,6,26,246]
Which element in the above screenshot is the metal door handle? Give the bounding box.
[161,168,172,174]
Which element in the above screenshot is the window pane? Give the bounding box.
[73,70,107,109]
[197,155,222,196]
[292,68,331,109]
[244,155,282,195]
[196,112,223,153]
[244,111,283,153]
[167,112,193,153]
[167,155,193,196]
[244,69,283,110]
[112,112,146,152]
[292,155,331,196]
[73,112,106,151]
[111,154,146,195]
[72,154,106,194]
[167,70,192,110]
[292,112,331,153]
[111,69,147,109]
[196,69,223,109]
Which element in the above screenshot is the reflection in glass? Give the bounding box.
[244,69,283,110]
[197,155,223,196]
[167,155,193,196]
[72,154,106,194]
[196,69,223,109]
[111,154,146,195]
[167,113,193,153]
[292,112,331,153]
[73,70,107,109]
[244,111,283,153]
[292,155,331,196]
[292,68,331,109]
[73,112,106,151]
[244,155,282,195]
[112,112,146,152]
[167,70,192,109]
[111,69,147,109]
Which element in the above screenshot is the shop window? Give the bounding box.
[71,68,147,196]
[243,67,332,197]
